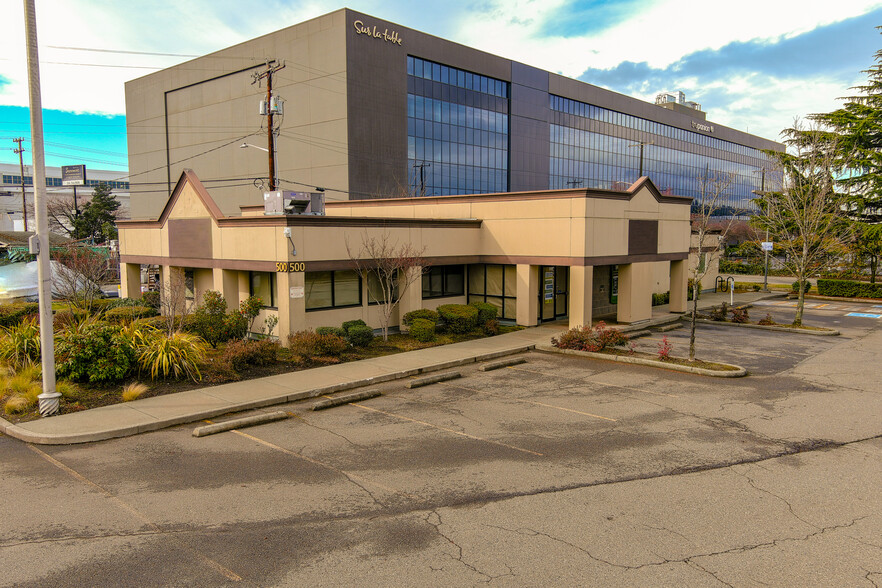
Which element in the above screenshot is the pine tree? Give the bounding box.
[73,182,120,243]
[810,31,882,282]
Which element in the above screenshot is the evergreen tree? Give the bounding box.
[810,31,882,281]
[73,182,120,243]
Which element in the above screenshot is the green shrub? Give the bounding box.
[191,290,236,348]
[346,324,374,347]
[53,308,91,331]
[55,324,136,384]
[0,317,41,369]
[551,321,628,352]
[341,319,367,334]
[221,339,280,372]
[817,279,882,298]
[141,291,161,309]
[792,280,812,294]
[482,318,500,336]
[138,330,206,381]
[470,302,498,324]
[403,309,439,326]
[316,326,347,338]
[688,279,702,301]
[104,306,158,324]
[287,330,348,361]
[652,292,670,306]
[409,318,436,342]
[89,298,117,314]
[0,303,39,328]
[719,260,764,275]
[134,315,170,331]
[238,296,263,334]
[437,304,479,334]
[710,302,729,321]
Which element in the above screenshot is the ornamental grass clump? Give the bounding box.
[138,330,206,382]
[121,382,149,402]
[0,317,41,370]
[551,321,628,352]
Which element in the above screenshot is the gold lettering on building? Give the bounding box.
[353,20,403,45]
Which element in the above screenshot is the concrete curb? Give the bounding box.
[536,344,748,378]
[687,318,840,336]
[0,344,536,445]
[311,390,381,410]
[192,411,288,437]
[479,357,527,371]
[406,372,462,389]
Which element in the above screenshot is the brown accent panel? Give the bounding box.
[585,252,687,265]
[121,255,278,272]
[628,220,658,256]
[216,216,482,229]
[168,219,213,259]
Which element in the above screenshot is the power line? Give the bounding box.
[47,45,200,58]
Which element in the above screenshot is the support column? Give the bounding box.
[669,259,688,313]
[276,270,305,343]
[120,263,141,299]
[398,266,423,321]
[568,265,593,328]
[213,268,240,309]
[617,262,652,324]
[516,264,539,327]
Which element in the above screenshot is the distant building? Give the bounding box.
[0,163,130,231]
[124,8,782,220]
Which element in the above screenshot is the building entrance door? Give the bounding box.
[539,266,569,322]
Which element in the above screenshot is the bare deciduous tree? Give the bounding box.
[347,232,426,341]
[753,121,852,326]
[688,172,740,362]
[51,245,110,313]
[158,267,193,336]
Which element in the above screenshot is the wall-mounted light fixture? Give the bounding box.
[282,227,296,256]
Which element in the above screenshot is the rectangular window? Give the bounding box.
[422,265,465,298]
[184,269,195,300]
[367,271,400,305]
[249,271,277,308]
[305,270,361,311]
[466,264,517,320]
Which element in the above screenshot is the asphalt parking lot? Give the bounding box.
[2,301,881,586]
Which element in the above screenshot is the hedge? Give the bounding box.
[104,306,159,323]
[402,309,439,326]
[437,304,478,334]
[346,324,374,347]
[409,318,436,342]
[0,303,39,328]
[817,279,882,299]
[470,302,497,324]
[341,319,367,334]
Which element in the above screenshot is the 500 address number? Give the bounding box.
[276,262,306,272]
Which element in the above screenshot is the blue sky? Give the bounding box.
[1,0,881,175]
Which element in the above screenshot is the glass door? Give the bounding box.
[539,266,568,322]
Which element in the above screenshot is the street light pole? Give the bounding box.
[23,0,58,416]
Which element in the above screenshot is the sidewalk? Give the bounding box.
[0,290,783,445]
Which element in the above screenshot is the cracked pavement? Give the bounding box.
[1,304,882,586]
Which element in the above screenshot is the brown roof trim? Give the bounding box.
[121,251,688,272]
[216,216,482,229]
[326,177,692,208]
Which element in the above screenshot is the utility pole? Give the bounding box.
[23,0,58,416]
[628,140,654,177]
[12,138,28,231]
[413,161,431,197]
[252,60,285,191]
[759,168,770,292]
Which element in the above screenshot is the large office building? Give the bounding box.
[125,9,782,219]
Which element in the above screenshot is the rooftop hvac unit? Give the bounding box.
[264,191,325,216]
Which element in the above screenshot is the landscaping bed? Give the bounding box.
[546,322,746,377]
[687,303,839,336]
[0,296,518,424]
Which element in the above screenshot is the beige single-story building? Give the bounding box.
[118,170,692,340]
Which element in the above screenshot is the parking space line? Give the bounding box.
[350,403,545,457]
[449,381,618,422]
[507,365,679,398]
[229,429,417,499]
[27,445,244,583]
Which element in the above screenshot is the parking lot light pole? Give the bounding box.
[23,0,58,416]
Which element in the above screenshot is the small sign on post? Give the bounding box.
[761,241,774,252]
[61,165,86,186]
